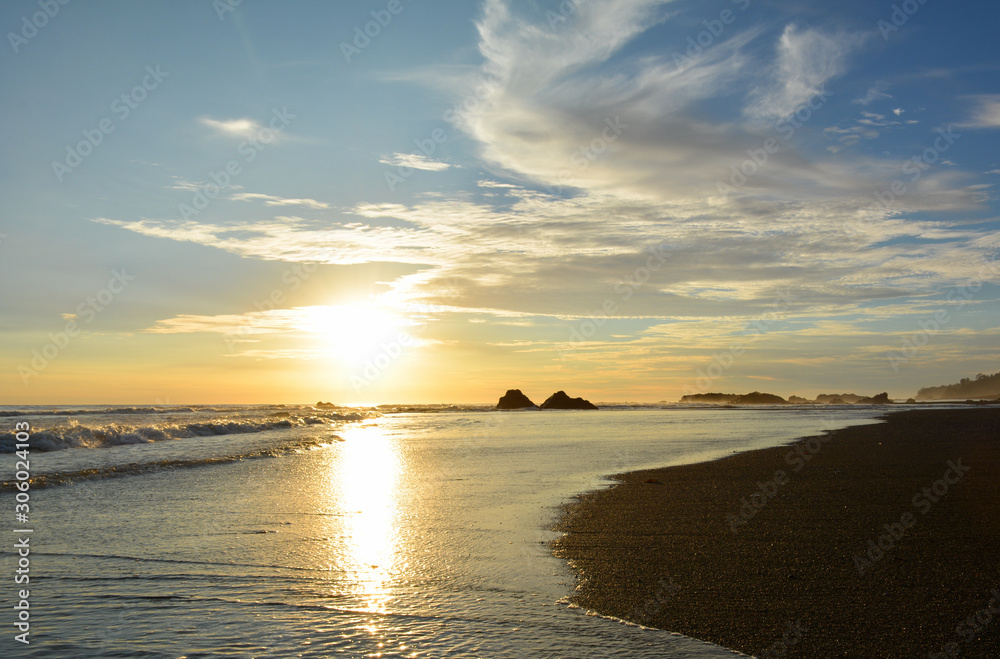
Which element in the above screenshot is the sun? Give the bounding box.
[299,303,413,365]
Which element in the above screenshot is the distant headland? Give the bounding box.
[678,370,1000,405]
[678,391,892,405]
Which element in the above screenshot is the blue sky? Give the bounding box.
[1,0,998,404]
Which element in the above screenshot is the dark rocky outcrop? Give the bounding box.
[679,393,740,403]
[787,395,812,404]
[540,391,598,410]
[856,392,891,405]
[815,393,864,404]
[315,401,336,409]
[732,392,787,405]
[496,389,537,410]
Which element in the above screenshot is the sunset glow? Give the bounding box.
[2,0,997,404]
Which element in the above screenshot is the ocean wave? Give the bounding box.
[0,412,373,454]
[0,434,343,490]
[376,404,495,414]
[0,406,200,417]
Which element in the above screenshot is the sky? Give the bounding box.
[1,0,998,405]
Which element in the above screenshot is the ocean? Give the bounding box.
[0,404,892,657]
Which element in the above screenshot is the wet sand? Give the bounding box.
[554,408,1000,657]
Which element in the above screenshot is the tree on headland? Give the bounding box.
[915,371,1000,400]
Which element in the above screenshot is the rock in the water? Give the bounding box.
[496,389,537,410]
[732,391,787,405]
[856,392,891,405]
[539,390,598,410]
[315,401,336,409]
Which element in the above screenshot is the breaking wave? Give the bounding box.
[0,433,344,490]
[0,412,374,453]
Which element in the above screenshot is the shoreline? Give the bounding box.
[553,408,1000,657]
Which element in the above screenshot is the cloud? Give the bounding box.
[453,3,904,208]
[144,311,292,335]
[93,180,994,322]
[230,192,329,209]
[748,24,865,121]
[477,179,519,188]
[379,153,453,171]
[853,85,892,106]
[959,95,1000,128]
[95,1,995,331]
[169,177,203,192]
[199,117,264,138]
[824,110,904,151]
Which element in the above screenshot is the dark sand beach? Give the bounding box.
[554,408,1000,658]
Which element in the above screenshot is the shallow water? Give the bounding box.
[0,405,891,657]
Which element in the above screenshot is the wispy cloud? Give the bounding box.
[852,85,892,106]
[748,25,865,121]
[144,311,294,335]
[378,153,453,171]
[95,1,994,332]
[824,111,904,151]
[230,192,329,209]
[169,177,204,192]
[959,95,1000,128]
[199,116,264,138]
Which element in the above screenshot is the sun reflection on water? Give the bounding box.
[337,420,400,614]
